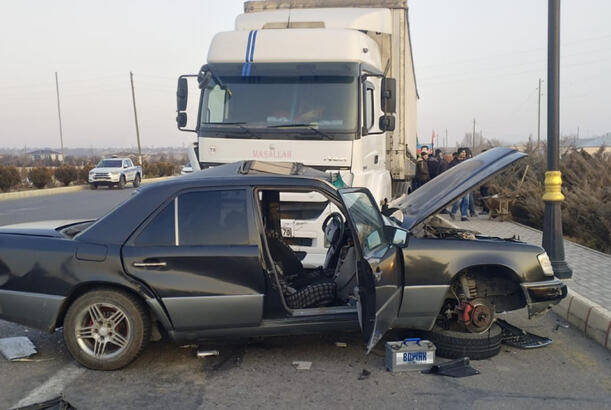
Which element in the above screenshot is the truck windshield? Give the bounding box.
[97,160,122,168]
[199,63,358,140]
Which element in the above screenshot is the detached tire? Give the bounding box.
[63,289,150,370]
[421,323,502,360]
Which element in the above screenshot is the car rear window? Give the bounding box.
[134,202,175,246]
[178,189,249,246]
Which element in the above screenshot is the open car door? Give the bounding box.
[339,188,404,352]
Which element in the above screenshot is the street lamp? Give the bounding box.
[542,0,572,279]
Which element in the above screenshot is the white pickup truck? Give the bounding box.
[88,158,142,189]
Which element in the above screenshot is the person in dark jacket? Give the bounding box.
[413,151,431,190]
[434,149,449,176]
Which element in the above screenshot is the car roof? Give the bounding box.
[78,161,340,245]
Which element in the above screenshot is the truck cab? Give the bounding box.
[176,1,418,266]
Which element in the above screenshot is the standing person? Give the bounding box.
[479,149,490,214]
[427,150,440,179]
[465,149,478,217]
[450,149,469,221]
[413,151,430,190]
[435,149,449,176]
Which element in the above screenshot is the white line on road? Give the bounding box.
[11,364,85,409]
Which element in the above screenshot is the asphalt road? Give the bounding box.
[1,190,610,409]
[0,188,135,226]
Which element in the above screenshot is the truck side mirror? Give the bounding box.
[381,78,397,113]
[177,78,188,112]
[379,115,395,131]
[176,112,187,128]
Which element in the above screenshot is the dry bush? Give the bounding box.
[77,163,95,183]
[0,165,21,192]
[54,165,78,186]
[28,167,53,189]
[143,161,159,178]
[489,148,610,253]
[156,162,176,177]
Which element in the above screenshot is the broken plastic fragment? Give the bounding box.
[0,336,37,361]
[292,361,312,370]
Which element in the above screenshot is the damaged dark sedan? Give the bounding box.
[0,147,566,370]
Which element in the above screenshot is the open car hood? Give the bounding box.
[395,147,527,230]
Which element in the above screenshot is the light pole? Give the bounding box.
[542,0,572,279]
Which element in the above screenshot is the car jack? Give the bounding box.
[421,357,479,378]
[496,319,552,349]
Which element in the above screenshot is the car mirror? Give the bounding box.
[379,115,395,131]
[176,112,187,128]
[392,228,408,246]
[177,78,188,112]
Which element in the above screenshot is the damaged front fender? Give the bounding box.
[521,279,567,318]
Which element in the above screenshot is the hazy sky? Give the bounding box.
[0,0,609,149]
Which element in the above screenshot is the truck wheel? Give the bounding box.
[118,175,126,189]
[132,173,141,188]
[63,289,151,370]
[90,183,98,190]
[420,323,502,360]
[392,181,410,198]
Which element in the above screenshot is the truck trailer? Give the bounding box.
[176,0,418,266]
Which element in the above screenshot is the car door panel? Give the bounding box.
[121,187,266,331]
[340,188,403,351]
[123,244,265,330]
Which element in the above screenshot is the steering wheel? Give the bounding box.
[322,212,345,248]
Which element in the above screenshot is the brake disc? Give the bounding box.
[466,298,494,333]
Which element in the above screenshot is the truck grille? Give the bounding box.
[93,172,111,180]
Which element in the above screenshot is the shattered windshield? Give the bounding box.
[199,63,358,140]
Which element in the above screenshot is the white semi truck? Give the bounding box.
[176,0,418,266]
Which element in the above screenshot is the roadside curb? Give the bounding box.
[552,287,611,350]
[0,176,177,202]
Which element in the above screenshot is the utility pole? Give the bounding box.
[472,118,476,150]
[537,78,542,150]
[130,71,143,166]
[542,0,571,279]
[445,128,448,150]
[54,72,64,162]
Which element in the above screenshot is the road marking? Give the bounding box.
[12,364,85,409]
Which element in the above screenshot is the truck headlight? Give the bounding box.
[537,252,554,276]
[110,171,120,176]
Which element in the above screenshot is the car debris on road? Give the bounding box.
[292,361,312,370]
[0,336,37,361]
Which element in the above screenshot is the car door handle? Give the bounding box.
[133,261,167,268]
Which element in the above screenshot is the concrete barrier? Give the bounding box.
[552,287,611,350]
[0,176,177,202]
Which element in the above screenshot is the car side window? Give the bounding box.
[178,189,249,246]
[134,201,175,246]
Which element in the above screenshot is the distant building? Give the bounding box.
[29,149,63,162]
[575,134,610,155]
